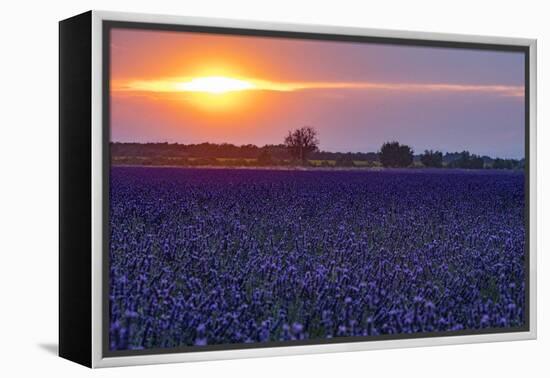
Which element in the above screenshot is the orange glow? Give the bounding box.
[111,74,524,118]
[176,76,255,94]
[113,77,524,97]
[113,76,295,94]
[185,91,254,113]
[109,29,525,158]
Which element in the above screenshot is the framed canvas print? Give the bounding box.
[59,10,537,368]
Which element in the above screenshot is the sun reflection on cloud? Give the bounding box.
[113,75,524,98]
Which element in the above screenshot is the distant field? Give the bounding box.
[112,156,382,168]
[109,167,525,350]
[308,159,381,167]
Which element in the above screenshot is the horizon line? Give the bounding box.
[110,141,525,160]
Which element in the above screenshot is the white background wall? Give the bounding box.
[0,0,547,376]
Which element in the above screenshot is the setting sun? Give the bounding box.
[176,76,256,94]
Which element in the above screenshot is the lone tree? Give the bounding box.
[420,150,443,168]
[284,126,319,165]
[379,141,413,167]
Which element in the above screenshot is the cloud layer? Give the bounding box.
[113,76,524,98]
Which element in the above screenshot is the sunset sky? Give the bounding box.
[110,28,526,158]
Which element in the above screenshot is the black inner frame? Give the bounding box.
[102,20,531,358]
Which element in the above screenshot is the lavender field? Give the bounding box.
[109,167,525,351]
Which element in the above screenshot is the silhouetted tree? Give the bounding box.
[420,150,443,168]
[379,141,413,167]
[284,126,319,164]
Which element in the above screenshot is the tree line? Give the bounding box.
[282,127,523,169]
[112,126,524,169]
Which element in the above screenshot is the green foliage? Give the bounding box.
[257,149,275,166]
[420,150,443,168]
[335,154,355,167]
[448,151,484,169]
[110,142,522,171]
[492,158,521,170]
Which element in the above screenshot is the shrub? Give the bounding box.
[448,151,484,169]
[420,150,443,168]
[257,150,275,166]
[380,142,413,168]
[335,154,355,167]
